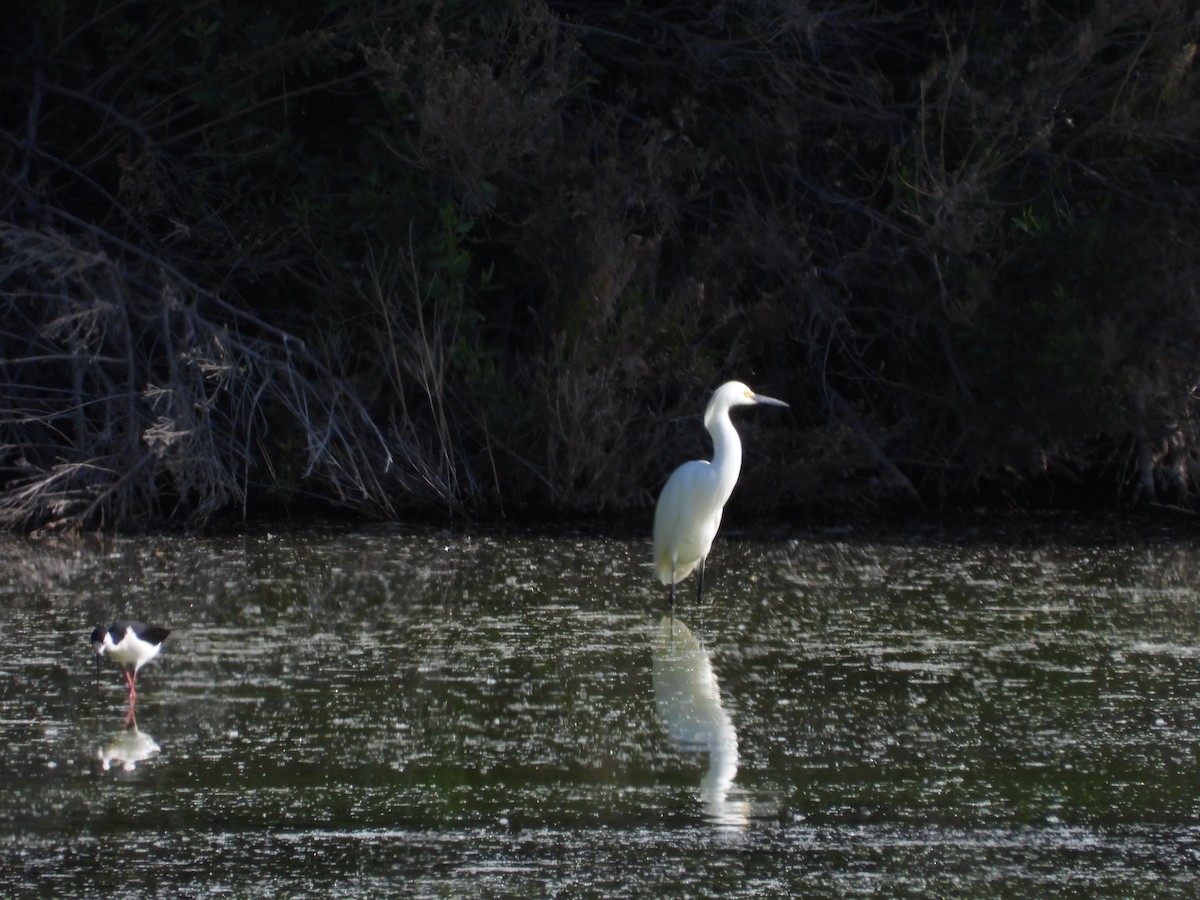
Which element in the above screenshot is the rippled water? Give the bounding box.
[1,517,1199,896]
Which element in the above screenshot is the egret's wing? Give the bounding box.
[653,461,717,584]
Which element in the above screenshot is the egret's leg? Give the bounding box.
[696,556,705,604]
[668,558,677,610]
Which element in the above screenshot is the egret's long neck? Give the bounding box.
[706,407,743,506]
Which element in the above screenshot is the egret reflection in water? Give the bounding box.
[97,723,161,772]
[651,615,749,827]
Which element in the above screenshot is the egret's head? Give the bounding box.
[705,381,789,426]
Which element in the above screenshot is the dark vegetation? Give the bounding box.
[2,0,1199,531]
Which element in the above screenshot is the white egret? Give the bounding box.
[652,381,788,606]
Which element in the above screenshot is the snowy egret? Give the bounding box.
[653,381,788,606]
[91,621,171,711]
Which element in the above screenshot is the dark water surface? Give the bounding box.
[1,518,1199,896]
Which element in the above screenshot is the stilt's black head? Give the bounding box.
[90,626,107,674]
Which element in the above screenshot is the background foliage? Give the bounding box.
[2,0,1199,529]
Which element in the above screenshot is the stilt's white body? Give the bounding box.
[98,626,164,672]
[652,381,788,601]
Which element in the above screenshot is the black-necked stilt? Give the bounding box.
[90,621,171,710]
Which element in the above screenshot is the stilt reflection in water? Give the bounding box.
[651,615,749,827]
[97,722,161,772]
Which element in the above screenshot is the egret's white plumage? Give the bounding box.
[653,381,788,605]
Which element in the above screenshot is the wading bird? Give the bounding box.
[91,621,171,712]
[653,381,788,607]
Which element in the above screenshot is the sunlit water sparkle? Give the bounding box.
[1,518,1199,895]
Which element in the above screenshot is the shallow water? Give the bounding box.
[1,518,1199,896]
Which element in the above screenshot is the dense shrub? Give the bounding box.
[1,0,1198,529]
